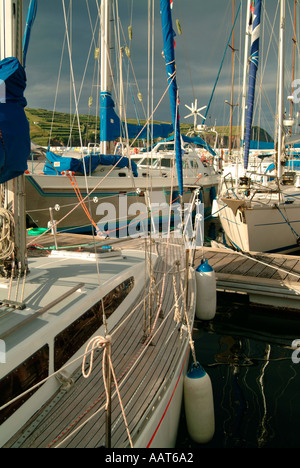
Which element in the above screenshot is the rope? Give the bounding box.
[275,204,300,242]
[172,272,181,323]
[65,171,103,236]
[176,261,197,367]
[82,335,109,380]
[80,334,134,448]
[0,208,15,260]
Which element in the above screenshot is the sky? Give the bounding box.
[21,0,299,139]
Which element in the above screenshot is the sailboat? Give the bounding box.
[0,0,198,448]
[217,0,300,255]
[23,0,219,236]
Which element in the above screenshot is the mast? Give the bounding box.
[277,0,285,178]
[160,0,183,202]
[228,0,236,155]
[290,0,297,126]
[243,0,262,171]
[100,0,113,155]
[0,0,27,276]
[240,0,251,157]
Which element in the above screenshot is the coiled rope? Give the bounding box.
[0,207,15,260]
[81,335,133,448]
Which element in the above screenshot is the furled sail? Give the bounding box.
[23,0,38,68]
[0,0,37,183]
[0,58,30,183]
[160,0,183,196]
[244,0,262,170]
[100,92,173,142]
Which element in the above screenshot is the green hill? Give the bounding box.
[25,108,167,147]
[26,108,273,148]
[25,108,100,147]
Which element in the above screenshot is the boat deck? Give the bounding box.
[4,233,195,448]
[194,246,300,310]
[26,231,300,310]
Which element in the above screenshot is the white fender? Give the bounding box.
[195,259,216,320]
[184,362,215,444]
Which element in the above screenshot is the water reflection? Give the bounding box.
[177,296,300,448]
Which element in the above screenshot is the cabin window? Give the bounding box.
[54,277,134,371]
[0,345,49,425]
[239,211,246,224]
[160,159,173,168]
[158,144,174,152]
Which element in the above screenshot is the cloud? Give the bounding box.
[21,0,289,137]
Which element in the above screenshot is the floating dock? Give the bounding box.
[194,246,300,311]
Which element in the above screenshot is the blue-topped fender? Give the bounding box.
[196,258,214,273]
[0,57,30,183]
[186,362,206,379]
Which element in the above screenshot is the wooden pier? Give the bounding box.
[195,246,300,311]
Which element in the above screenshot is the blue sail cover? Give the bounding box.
[181,135,216,156]
[160,0,183,196]
[0,58,30,183]
[160,134,216,156]
[244,0,262,170]
[100,92,172,141]
[43,150,138,177]
[265,160,300,173]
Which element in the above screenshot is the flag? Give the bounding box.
[248,1,255,32]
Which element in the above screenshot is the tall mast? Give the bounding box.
[290,0,297,122]
[0,0,27,276]
[240,0,251,157]
[228,0,236,155]
[100,0,113,154]
[277,0,285,178]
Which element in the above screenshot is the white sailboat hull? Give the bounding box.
[128,335,190,448]
[218,197,300,254]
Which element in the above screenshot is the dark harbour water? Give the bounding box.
[176,219,300,449]
[176,295,300,449]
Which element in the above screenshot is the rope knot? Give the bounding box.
[82,335,111,379]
